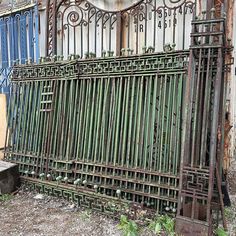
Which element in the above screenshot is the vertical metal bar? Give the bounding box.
[28,9,34,60]
[116,12,122,56]
[20,13,27,64]
[34,4,40,62]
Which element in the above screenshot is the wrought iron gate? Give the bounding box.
[5,51,188,214]
[4,0,230,235]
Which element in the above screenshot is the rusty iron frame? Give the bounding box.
[175,7,228,236]
[45,0,196,57]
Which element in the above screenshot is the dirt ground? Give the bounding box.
[0,176,235,236]
[0,190,122,236]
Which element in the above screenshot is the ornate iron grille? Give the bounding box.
[0,5,39,90]
[47,0,195,57]
[5,51,189,214]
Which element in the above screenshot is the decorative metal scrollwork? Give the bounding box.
[46,0,196,57]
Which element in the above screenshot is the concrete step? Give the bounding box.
[0,161,20,194]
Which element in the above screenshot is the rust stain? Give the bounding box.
[224,113,233,172]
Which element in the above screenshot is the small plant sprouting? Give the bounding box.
[0,194,13,202]
[79,209,91,220]
[149,214,175,236]
[215,227,228,236]
[118,215,138,236]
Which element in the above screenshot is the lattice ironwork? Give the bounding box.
[176,8,228,236]
[5,51,189,214]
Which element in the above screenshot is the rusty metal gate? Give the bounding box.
[5,51,188,214]
[3,0,230,235]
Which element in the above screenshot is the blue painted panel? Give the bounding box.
[0,6,40,92]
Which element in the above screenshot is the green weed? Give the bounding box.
[0,194,13,202]
[79,209,91,220]
[214,227,228,236]
[118,215,138,236]
[149,214,175,235]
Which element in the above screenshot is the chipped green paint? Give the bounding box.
[5,51,189,213]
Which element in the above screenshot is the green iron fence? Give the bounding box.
[5,51,188,214]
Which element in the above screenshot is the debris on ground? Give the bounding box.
[0,185,235,235]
